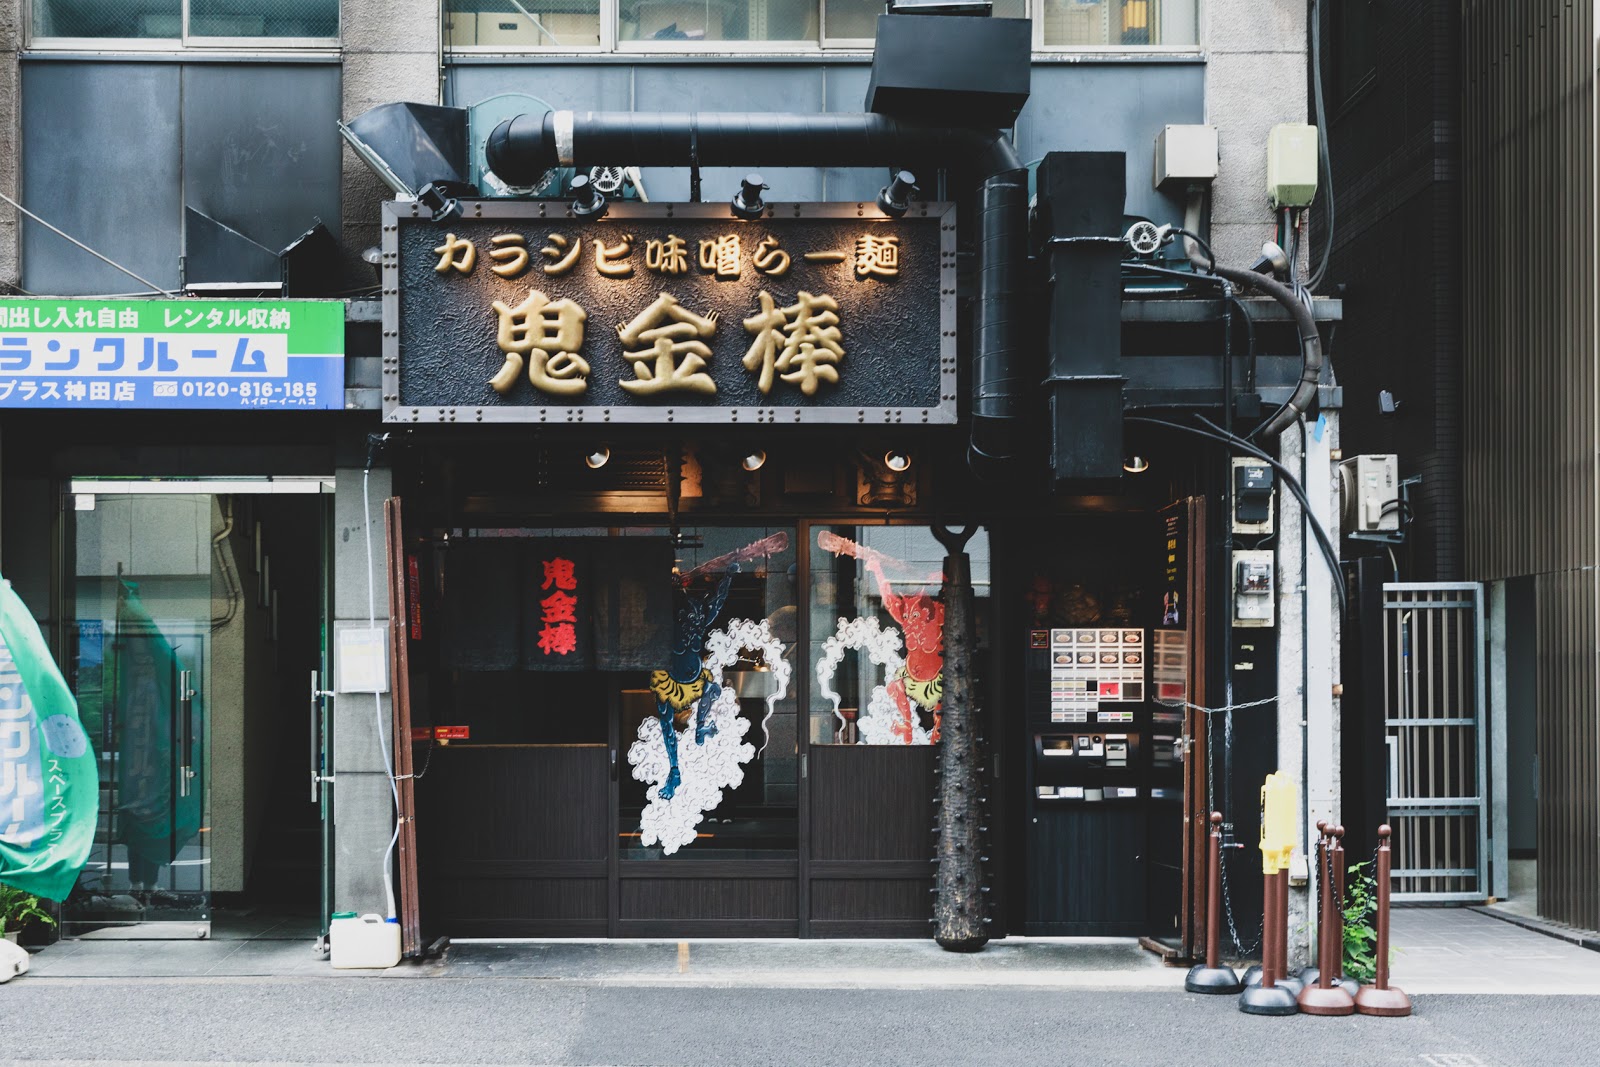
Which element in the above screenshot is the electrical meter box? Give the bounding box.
[1339,454,1401,535]
[1231,456,1275,534]
[1267,123,1319,209]
[1154,124,1219,189]
[1232,550,1276,628]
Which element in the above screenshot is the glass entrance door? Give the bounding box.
[62,492,215,937]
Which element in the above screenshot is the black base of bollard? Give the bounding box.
[1354,984,1412,1017]
[1185,964,1245,994]
[1244,966,1304,996]
[1239,983,1300,1016]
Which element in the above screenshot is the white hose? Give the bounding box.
[363,464,401,921]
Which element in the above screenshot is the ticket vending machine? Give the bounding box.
[1023,627,1180,934]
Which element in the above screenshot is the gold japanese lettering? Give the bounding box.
[854,233,900,278]
[698,235,741,279]
[489,233,530,278]
[616,292,719,397]
[433,233,476,275]
[490,289,590,397]
[752,235,791,277]
[540,234,582,275]
[596,234,635,277]
[742,290,844,397]
[644,234,690,275]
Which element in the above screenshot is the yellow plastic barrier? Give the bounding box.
[1259,772,1297,873]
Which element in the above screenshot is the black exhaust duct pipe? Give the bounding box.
[485,111,1027,466]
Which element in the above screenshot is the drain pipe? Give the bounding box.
[486,111,1027,465]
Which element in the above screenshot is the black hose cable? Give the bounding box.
[1308,0,1336,291]
[1128,414,1347,615]
[1169,226,1217,273]
[1207,264,1324,437]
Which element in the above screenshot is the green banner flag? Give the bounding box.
[0,576,98,901]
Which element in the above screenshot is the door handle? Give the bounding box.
[309,670,335,802]
[177,669,196,798]
[609,747,618,782]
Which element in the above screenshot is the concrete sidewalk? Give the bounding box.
[16,906,1600,994]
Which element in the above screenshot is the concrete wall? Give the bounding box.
[1204,0,1309,268]
[331,466,397,917]
[340,0,440,283]
[0,0,18,291]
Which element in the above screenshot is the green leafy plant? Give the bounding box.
[0,881,58,935]
[1342,860,1384,983]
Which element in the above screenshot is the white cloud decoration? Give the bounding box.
[815,616,928,746]
[628,617,791,855]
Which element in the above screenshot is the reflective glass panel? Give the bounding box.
[823,0,1023,42]
[808,525,990,745]
[453,0,603,48]
[617,526,798,859]
[187,0,339,38]
[32,0,181,39]
[1040,0,1198,47]
[619,0,820,44]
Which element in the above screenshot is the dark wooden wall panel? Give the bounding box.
[1026,808,1147,934]
[811,879,929,921]
[417,746,610,933]
[809,747,935,861]
[620,878,797,921]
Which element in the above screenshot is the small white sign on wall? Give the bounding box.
[336,626,390,694]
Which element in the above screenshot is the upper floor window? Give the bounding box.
[30,0,340,45]
[446,0,1199,52]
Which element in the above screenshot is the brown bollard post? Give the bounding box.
[1299,824,1355,1014]
[1298,822,1330,988]
[1186,813,1243,993]
[1355,825,1412,1016]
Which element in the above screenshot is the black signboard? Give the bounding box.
[381,200,956,425]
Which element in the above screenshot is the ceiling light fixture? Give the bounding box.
[742,449,767,472]
[884,450,912,473]
[584,445,612,469]
[1123,455,1150,474]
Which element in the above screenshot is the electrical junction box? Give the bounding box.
[1154,124,1219,190]
[1231,456,1275,534]
[1267,123,1319,208]
[1232,549,1275,628]
[1340,454,1401,535]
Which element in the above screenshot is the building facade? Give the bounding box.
[0,1,1347,961]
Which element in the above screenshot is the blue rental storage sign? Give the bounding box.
[0,299,345,410]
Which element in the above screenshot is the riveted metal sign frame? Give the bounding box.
[380,199,957,426]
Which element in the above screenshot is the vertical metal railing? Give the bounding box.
[1382,583,1488,902]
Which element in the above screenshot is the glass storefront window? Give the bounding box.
[823,0,1023,43]
[808,525,989,746]
[31,0,338,42]
[616,526,798,859]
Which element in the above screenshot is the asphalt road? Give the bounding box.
[0,982,1594,1067]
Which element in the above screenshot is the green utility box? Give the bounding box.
[1267,123,1320,209]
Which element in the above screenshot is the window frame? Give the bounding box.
[25,0,342,51]
[442,0,1205,57]
[1030,0,1202,56]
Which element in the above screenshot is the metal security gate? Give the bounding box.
[1382,583,1488,902]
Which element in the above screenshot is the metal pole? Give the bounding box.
[1299,824,1355,1014]
[1186,812,1243,993]
[1355,825,1412,1016]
